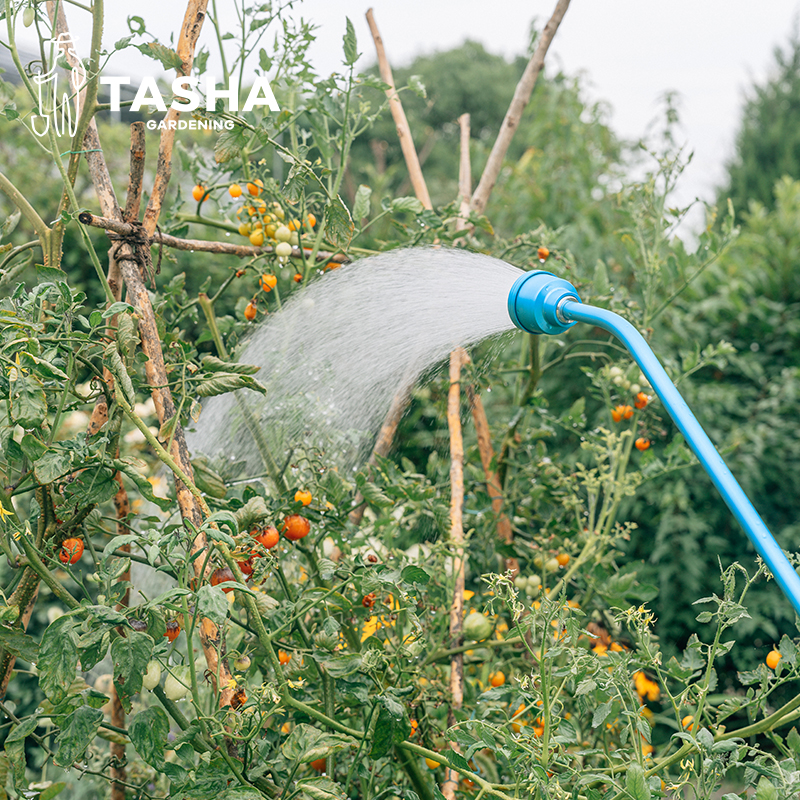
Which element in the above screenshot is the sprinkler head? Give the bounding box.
[507,270,582,335]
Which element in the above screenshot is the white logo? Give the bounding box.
[31,33,86,138]
[30,35,280,138]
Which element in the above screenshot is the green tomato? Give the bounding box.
[275,225,292,243]
[23,8,35,27]
[142,660,161,691]
[462,612,492,642]
[234,654,251,671]
[164,666,191,701]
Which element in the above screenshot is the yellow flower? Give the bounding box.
[0,500,13,523]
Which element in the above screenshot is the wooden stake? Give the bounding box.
[443,347,469,800]
[455,114,471,232]
[366,8,432,210]
[470,0,571,215]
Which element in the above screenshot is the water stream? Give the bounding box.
[187,247,525,475]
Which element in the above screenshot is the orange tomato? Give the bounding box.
[634,391,649,409]
[294,489,312,506]
[253,525,280,551]
[283,514,311,541]
[192,184,207,202]
[244,302,257,321]
[58,537,84,564]
[165,619,181,643]
[489,670,506,687]
[229,183,243,198]
[767,649,782,670]
[635,438,650,451]
[247,178,263,196]
[210,566,236,593]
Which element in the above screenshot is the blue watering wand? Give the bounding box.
[507,270,800,617]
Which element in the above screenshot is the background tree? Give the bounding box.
[718,31,800,213]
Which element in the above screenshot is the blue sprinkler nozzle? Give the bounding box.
[507,270,800,619]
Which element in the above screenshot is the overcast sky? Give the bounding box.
[14,1,800,233]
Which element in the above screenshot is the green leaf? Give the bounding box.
[129,707,169,770]
[0,626,38,662]
[110,631,154,712]
[401,565,430,586]
[342,18,359,66]
[591,700,613,728]
[39,782,67,800]
[136,42,183,71]
[319,653,361,677]
[355,473,392,507]
[215,126,248,164]
[755,778,778,800]
[353,184,372,221]
[54,706,103,766]
[20,433,47,462]
[625,764,651,800]
[113,458,173,511]
[33,449,73,485]
[219,790,264,800]
[0,209,20,241]
[38,616,78,704]
[5,715,38,744]
[324,196,354,249]
[390,196,424,214]
[195,373,267,397]
[281,723,355,763]
[296,778,347,800]
[9,371,47,428]
[201,355,260,375]
[4,724,28,785]
[196,584,230,626]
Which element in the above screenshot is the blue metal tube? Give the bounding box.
[559,299,800,617]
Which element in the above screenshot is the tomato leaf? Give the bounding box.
[281,724,355,763]
[353,184,372,221]
[0,625,38,662]
[136,41,183,71]
[38,616,79,704]
[342,17,359,66]
[53,706,103,766]
[196,584,230,626]
[129,707,170,770]
[110,631,154,712]
[625,764,651,800]
[324,196,354,249]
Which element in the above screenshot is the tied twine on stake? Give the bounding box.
[78,211,163,290]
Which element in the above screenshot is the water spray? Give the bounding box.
[508,269,800,616]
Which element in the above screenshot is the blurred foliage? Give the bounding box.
[718,31,800,214]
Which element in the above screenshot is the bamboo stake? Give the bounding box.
[455,114,471,232]
[143,0,210,237]
[465,385,518,576]
[469,0,571,215]
[366,8,432,210]
[443,347,469,800]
